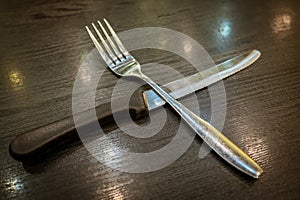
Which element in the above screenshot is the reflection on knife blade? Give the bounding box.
[143,50,261,110]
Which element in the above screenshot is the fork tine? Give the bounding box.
[85,26,113,66]
[97,20,124,61]
[91,23,118,63]
[103,18,130,58]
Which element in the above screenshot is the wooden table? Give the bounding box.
[1,0,299,199]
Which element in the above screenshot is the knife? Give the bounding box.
[9,50,261,161]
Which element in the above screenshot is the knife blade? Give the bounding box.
[143,50,261,110]
[9,50,261,161]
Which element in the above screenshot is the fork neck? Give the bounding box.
[121,61,143,77]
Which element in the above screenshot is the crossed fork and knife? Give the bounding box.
[10,19,263,178]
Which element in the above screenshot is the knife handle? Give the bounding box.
[9,87,148,161]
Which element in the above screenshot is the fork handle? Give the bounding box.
[9,88,148,161]
[141,75,263,178]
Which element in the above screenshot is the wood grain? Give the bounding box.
[0,0,299,199]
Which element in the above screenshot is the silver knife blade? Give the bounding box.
[143,50,261,110]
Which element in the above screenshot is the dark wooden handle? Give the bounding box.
[9,87,149,161]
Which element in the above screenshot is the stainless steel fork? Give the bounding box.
[85,19,263,178]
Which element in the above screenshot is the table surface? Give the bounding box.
[1,0,300,199]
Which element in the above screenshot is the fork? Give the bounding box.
[85,19,263,178]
